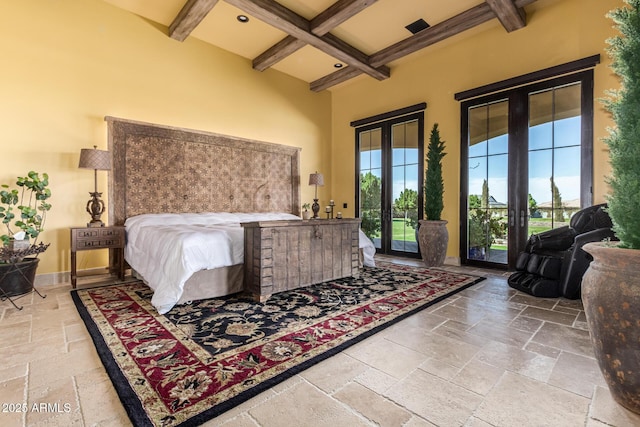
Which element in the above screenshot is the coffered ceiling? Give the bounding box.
[102,0,539,91]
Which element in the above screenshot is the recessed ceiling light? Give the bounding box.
[334,63,343,68]
[237,15,249,23]
[405,18,430,34]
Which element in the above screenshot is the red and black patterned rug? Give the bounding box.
[72,262,484,427]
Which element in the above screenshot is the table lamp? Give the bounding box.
[78,146,111,227]
[308,172,324,219]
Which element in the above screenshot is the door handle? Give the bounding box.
[509,210,515,227]
[520,210,525,228]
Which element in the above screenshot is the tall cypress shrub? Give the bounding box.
[604,0,640,249]
[424,123,447,220]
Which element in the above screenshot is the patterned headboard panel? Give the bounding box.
[106,117,301,226]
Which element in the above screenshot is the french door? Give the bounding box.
[356,112,424,257]
[461,71,594,269]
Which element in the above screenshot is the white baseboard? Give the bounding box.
[444,256,461,266]
[33,267,108,287]
[33,271,68,287]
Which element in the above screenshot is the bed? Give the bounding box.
[107,117,375,313]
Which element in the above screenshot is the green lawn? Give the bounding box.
[375,218,566,245]
[366,218,417,242]
[529,218,568,236]
[392,218,417,242]
[487,218,571,250]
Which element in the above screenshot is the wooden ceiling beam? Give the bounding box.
[169,0,220,42]
[310,0,536,91]
[485,0,526,32]
[253,37,306,71]
[226,0,389,80]
[254,0,378,71]
[310,66,362,92]
[371,3,495,66]
[311,4,495,91]
[310,0,378,36]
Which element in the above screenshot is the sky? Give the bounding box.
[468,115,582,205]
[360,115,582,209]
[360,148,420,202]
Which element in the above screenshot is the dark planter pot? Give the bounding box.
[582,242,640,414]
[0,257,39,297]
[417,220,449,267]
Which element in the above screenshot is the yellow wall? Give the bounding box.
[0,0,331,275]
[330,0,621,260]
[1,0,623,276]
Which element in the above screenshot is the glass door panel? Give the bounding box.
[359,128,382,249]
[462,72,592,269]
[467,100,509,264]
[391,120,419,254]
[357,112,424,257]
[528,83,582,235]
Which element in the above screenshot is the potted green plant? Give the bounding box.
[0,171,52,297]
[468,206,490,260]
[581,0,640,415]
[418,123,449,266]
[467,189,508,261]
[302,203,311,220]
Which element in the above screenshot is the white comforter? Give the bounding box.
[125,212,376,314]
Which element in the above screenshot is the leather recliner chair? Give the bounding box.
[508,203,616,299]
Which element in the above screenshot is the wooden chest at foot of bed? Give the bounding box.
[242,219,361,301]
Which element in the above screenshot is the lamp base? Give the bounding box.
[86,191,106,228]
[312,199,320,219]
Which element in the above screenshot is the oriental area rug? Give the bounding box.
[71,262,484,427]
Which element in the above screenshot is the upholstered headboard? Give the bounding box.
[106,117,301,226]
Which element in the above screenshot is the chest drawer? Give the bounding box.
[242,219,361,301]
[71,227,125,250]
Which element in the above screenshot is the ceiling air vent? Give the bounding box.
[405,18,430,34]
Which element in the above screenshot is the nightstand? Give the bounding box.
[70,226,125,288]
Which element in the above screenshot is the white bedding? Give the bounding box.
[125,212,376,314]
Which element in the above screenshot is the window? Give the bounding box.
[457,59,596,268]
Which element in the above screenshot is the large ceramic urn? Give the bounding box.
[417,220,448,267]
[581,242,640,414]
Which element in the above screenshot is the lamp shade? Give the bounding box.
[308,172,324,186]
[79,146,111,171]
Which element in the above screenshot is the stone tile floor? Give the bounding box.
[1,257,639,426]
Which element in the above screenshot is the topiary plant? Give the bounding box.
[424,123,447,220]
[603,0,640,249]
